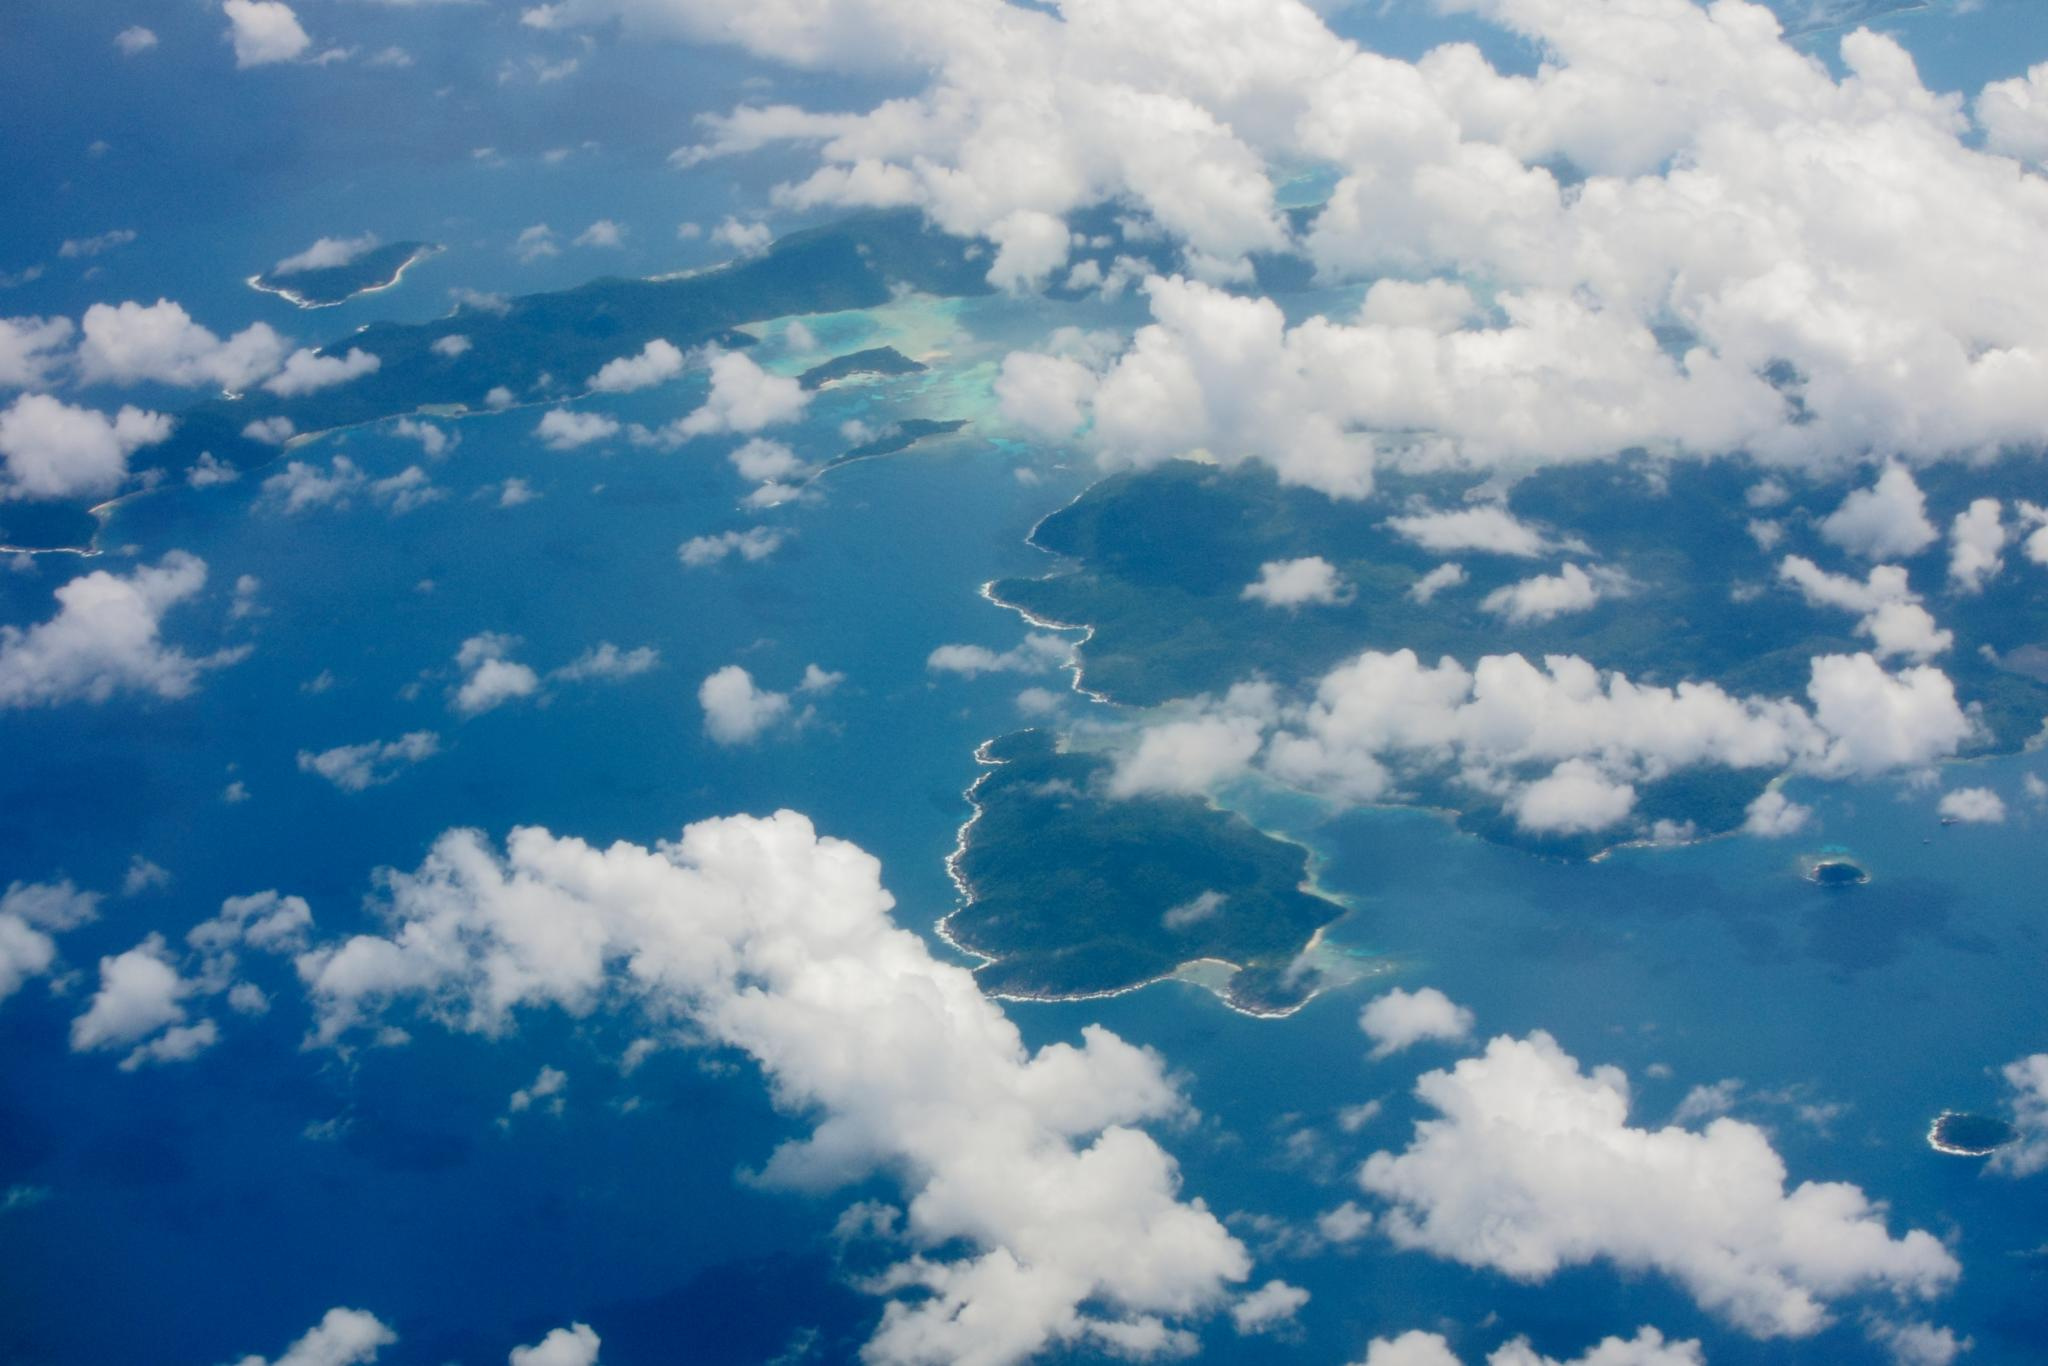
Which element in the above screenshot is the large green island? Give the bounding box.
[943,729,1348,1015]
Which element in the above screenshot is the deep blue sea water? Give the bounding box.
[2,2,2046,1363]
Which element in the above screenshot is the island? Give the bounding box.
[798,346,926,390]
[1927,1112,2017,1157]
[1807,858,1870,887]
[834,417,967,465]
[249,240,439,308]
[941,729,1347,1015]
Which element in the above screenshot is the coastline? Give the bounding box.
[244,243,442,310]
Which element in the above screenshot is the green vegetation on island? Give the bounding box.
[944,729,1347,1014]
[798,346,926,389]
[1928,1112,2017,1156]
[835,417,968,465]
[250,241,438,308]
[989,458,2048,855]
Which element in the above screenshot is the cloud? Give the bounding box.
[1231,1280,1308,1336]
[0,553,245,707]
[272,234,379,276]
[0,879,100,1005]
[1946,498,2006,594]
[711,216,773,257]
[1480,564,1604,624]
[1977,62,2048,164]
[506,1064,568,1116]
[0,316,74,388]
[229,1307,396,1366]
[297,732,441,791]
[509,1323,601,1366]
[698,664,791,744]
[536,409,620,450]
[588,338,685,393]
[69,934,213,1069]
[292,811,1250,1361]
[1386,506,1558,558]
[76,299,289,391]
[1350,1328,1703,1366]
[1162,890,1226,931]
[1360,1032,1958,1338]
[996,351,1099,437]
[1408,563,1468,604]
[550,642,659,683]
[391,417,455,458]
[1359,987,1474,1060]
[1936,786,2005,824]
[222,0,313,68]
[0,392,171,500]
[679,526,786,567]
[370,466,442,514]
[671,351,809,439]
[262,347,381,397]
[1742,789,1812,838]
[1777,557,1951,661]
[573,219,626,249]
[515,225,560,262]
[1112,647,1974,837]
[59,229,138,260]
[926,633,1070,678]
[1819,466,1938,561]
[1990,1053,2048,1178]
[1242,557,1351,609]
[452,634,542,716]
[728,437,807,484]
[262,457,365,514]
[114,26,158,56]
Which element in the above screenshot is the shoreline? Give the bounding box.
[245,243,441,310]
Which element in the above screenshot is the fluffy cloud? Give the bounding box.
[1351,1328,1702,1366]
[114,26,158,56]
[1230,1280,1309,1336]
[0,316,75,389]
[509,1323,601,1366]
[1242,557,1351,609]
[1409,563,1468,604]
[75,300,289,391]
[679,526,786,567]
[1480,564,1604,624]
[297,732,441,791]
[262,347,381,397]
[1386,506,1558,558]
[927,633,1071,678]
[1935,786,2004,824]
[1112,647,1973,836]
[588,338,686,393]
[671,351,809,439]
[1819,466,1938,562]
[1742,788,1811,838]
[0,392,171,500]
[223,0,312,69]
[0,880,99,1005]
[292,811,1250,1361]
[1977,62,2048,164]
[228,1308,395,1366]
[1946,498,2005,594]
[262,457,364,514]
[1360,1032,1959,1338]
[697,664,791,744]
[536,409,620,450]
[1776,557,1950,661]
[452,633,542,716]
[550,642,659,683]
[1990,1053,2048,1179]
[0,553,245,708]
[69,935,210,1068]
[273,234,378,276]
[1360,987,1474,1060]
